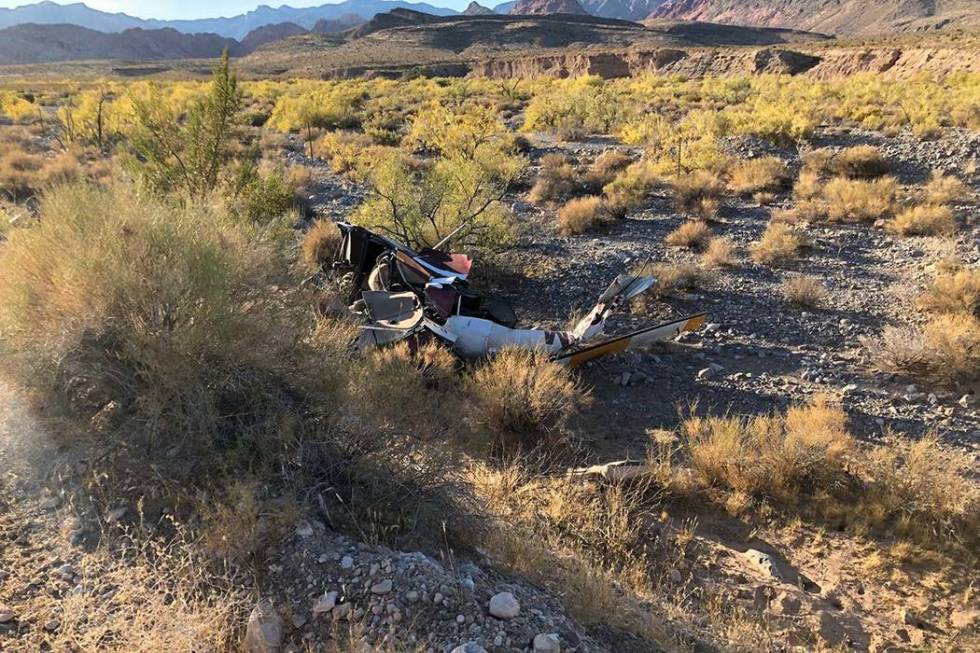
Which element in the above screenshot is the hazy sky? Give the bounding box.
[0,0,478,20]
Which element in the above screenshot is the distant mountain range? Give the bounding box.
[0,1,457,39]
[3,0,976,40]
[0,16,364,64]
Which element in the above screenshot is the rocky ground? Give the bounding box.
[290,125,980,455]
[2,121,978,653]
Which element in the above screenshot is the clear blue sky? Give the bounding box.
[0,1,476,20]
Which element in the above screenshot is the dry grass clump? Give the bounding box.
[682,394,853,503]
[672,170,724,219]
[828,145,890,179]
[558,195,607,235]
[0,182,338,456]
[302,219,342,272]
[866,313,980,387]
[781,275,827,308]
[529,153,579,204]
[727,156,788,195]
[922,169,968,205]
[793,170,823,201]
[750,222,805,265]
[863,433,980,540]
[585,150,632,188]
[200,480,300,564]
[467,347,590,442]
[917,261,979,317]
[822,176,897,222]
[33,537,246,652]
[670,396,979,543]
[664,220,712,250]
[643,261,715,297]
[352,341,458,434]
[801,147,834,175]
[701,236,736,268]
[886,204,956,236]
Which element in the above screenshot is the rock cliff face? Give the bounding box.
[509,0,590,15]
[648,0,980,36]
[469,45,980,79]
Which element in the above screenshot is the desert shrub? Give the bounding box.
[317,130,384,177]
[682,394,853,503]
[665,220,712,250]
[866,314,980,387]
[917,262,979,317]
[829,145,890,179]
[0,182,340,455]
[266,84,362,134]
[354,149,519,250]
[602,159,660,218]
[750,222,805,265]
[727,156,788,195]
[781,275,827,308]
[529,153,578,204]
[0,91,38,122]
[558,195,607,236]
[225,161,297,225]
[126,54,241,199]
[822,177,897,222]
[886,204,956,236]
[922,170,968,205]
[584,150,632,188]
[701,236,735,268]
[523,76,629,140]
[672,170,724,219]
[467,347,590,442]
[302,219,343,272]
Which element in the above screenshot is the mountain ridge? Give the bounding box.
[0,1,457,39]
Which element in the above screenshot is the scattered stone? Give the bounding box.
[43,618,60,632]
[370,579,393,595]
[488,592,520,619]
[450,644,488,653]
[294,521,315,538]
[105,506,127,523]
[743,549,783,580]
[312,591,337,615]
[0,607,15,623]
[244,600,283,653]
[340,555,354,569]
[533,633,561,652]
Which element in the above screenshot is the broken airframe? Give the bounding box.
[330,223,706,367]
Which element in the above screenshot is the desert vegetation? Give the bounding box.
[1,59,979,653]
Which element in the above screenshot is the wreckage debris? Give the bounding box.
[330,223,706,365]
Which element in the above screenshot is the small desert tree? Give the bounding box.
[128,51,241,199]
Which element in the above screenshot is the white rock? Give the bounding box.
[312,591,337,615]
[488,592,520,619]
[450,644,488,653]
[244,600,283,653]
[340,555,354,569]
[533,633,561,653]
